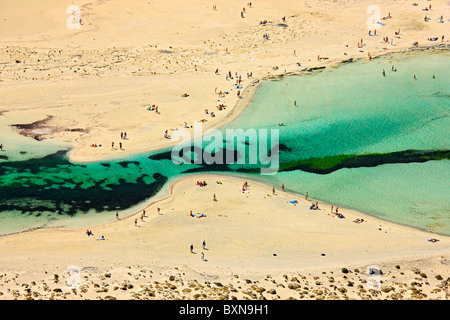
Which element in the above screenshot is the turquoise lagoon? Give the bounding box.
[0,50,449,235]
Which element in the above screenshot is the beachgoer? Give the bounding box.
[201,252,205,261]
[190,244,194,253]
[157,207,161,214]
[116,212,119,220]
[202,240,206,249]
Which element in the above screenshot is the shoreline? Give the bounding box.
[0,172,449,300]
[1,46,449,237]
[2,171,449,241]
[4,43,447,165]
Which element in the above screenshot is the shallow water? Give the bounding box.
[0,50,449,235]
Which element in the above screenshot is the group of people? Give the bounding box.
[147,104,159,113]
[189,211,206,218]
[190,240,207,261]
[85,230,105,240]
[196,180,208,187]
[111,141,123,150]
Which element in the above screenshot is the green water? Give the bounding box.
[0,49,449,235]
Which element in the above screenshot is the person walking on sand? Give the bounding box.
[201,252,205,261]
[157,207,161,214]
[190,244,194,253]
[272,187,275,195]
[202,240,206,249]
[116,212,119,220]
[213,194,217,201]
[135,218,138,226]
[119,142,122,150]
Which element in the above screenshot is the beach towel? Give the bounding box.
[289,200,298,204]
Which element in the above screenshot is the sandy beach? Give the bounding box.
[1,0,449,162]
[0,0,449,300]
[0,174,449,300]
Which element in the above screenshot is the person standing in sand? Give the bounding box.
[190,244,194,253]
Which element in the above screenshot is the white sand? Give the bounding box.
[0,174,448,300]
